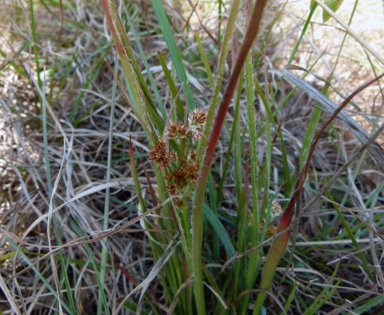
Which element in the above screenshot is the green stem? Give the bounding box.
[241,51,259,315]
[97,53,118,315]
[30,0,42,89]
[196,0,242,167]
[191,2,268,314]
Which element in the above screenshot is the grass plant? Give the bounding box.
[1,0,384,314]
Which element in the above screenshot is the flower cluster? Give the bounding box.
[188,108,207,141]
[188,150,197,161]
[163,155,198,195]
[271,200,282,217]
[259,223,277,239]
[148,108,207,207]
[164,108,207,143]
[148,139,176,170]
[165,121,189,140]
[247,209,253,225]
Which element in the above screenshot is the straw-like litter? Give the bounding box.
[1,0,384,313]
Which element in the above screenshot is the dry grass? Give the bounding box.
[1,0,384,314]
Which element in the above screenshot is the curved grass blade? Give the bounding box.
[252,73,384,315]
[122,3,167,122]
[157,52,185,119]
[195,32,214,88]
[149,0,196,110]
[284,66,384,166]
[42,70,76,314]
[101,0,158,144]
[203,204,236,259]
[98,54,118,315]
[4,236,72,313]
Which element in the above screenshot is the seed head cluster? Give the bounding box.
[163,154,199,198]
[189,108,207,125]
[148,139,176,170]
[247,209,253,225]
[271,200,282,217]
[188,108,207,141]
[259,223,277,239]
[148,108,207,207]
[166,121,189,140]
[188,150,197,161]
[187,160,199,182]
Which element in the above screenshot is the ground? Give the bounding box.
[1,0,384,314]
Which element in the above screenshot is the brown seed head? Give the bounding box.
[173,197,182,208]
[174,167,188,188]
[188,108,207,142]
[188,150,197,161]
[148,140,175,170]
[165,173,175,182]
[191,130,203,141]
[169,151,178,161]
[187,160,199,182]
[259,224,277,239]
[166,121,189,140]
[188,108,207,125]
[178,157,187,166]
[166,182,179,195]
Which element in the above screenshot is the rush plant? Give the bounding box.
[4,0,384,314]
[98,0,384,314]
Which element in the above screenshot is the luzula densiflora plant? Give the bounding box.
[98,0,384,314]
[101,0,271,313]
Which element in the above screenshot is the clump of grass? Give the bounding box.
[1,0,384,314]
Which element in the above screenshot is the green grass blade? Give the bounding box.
[30,0,42,89]
[69,218,110,314]
[69,40,113,121]
[233,72,245,301]
[324,186,373,280]
[254,78,272,217]
[42,72,76,314]
[279,281,296,315]
[4,236,72,313]
[353,295,384,314]
[130,141,184,311]
[102,0,158,144]
[252,77,276,315]
[118,3,166,130]
[242,50,259,315]
[0,41,29,76]
[119,299,150,315]
[123,6,167,122]
[203,204,236,259]
[195,32,214,88]
[234,74,244,212]
[236,155,250,312]
[98,53,118,315]
[216,71,244,205]
[216,121,237,204]
[272,2,318,100]
[253,1,288,69]
[152,166,187,313]
[149,0,196,110]
[157,52,185,119]
[207,171,219,260]
[302,271,342,315]
[196,0,242,166]
[201,263,227,311]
